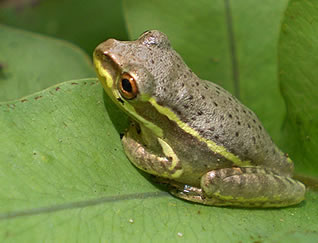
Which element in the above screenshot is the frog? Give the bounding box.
[93,30,306,207]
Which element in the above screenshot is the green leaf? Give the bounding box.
[278,0,318,176]
[1,79,318,242]
[0,24,95,102]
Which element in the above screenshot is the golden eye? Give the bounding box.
[118,73,138,100]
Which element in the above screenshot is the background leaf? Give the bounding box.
[0,0,128,54]
[0,24,94,101]
[278,0,318,177]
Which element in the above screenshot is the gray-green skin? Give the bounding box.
[94,30,306,207]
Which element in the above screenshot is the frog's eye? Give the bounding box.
[118,73,138,100]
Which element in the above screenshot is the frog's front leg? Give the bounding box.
[171,167,306,208]
[121,128,183,179]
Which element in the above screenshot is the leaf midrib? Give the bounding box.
[0,191,169,221]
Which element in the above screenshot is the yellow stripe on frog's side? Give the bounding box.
[148,98,252,167]
[94,57,164,138]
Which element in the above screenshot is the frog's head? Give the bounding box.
[93,30,190,137]
[93,30,181,100]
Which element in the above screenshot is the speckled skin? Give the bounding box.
[94,30,306,207]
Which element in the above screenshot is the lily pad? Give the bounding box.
[1,79,318,242]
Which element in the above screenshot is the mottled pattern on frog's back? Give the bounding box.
[157,72,293,176]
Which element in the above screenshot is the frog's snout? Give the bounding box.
[94,38,118,57]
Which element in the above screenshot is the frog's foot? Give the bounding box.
[169,167,306,208]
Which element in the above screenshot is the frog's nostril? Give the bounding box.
[94,50,102,58]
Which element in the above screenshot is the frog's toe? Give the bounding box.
[168,184,207,204]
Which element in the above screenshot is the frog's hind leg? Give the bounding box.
[199,167,306,207]
[169,167,305,207]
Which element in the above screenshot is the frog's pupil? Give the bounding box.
[122,79,132,92]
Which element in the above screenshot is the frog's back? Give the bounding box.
[162,75,293,176]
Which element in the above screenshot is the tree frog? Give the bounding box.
[93,30,305,207]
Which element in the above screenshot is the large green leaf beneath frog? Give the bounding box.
[0,79,318,242]
[123,0,288,144]
[278,0,318,177]
[0,25,95,102]
[0,0,127,54]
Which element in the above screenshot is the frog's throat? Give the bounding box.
[148,97,252,167]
